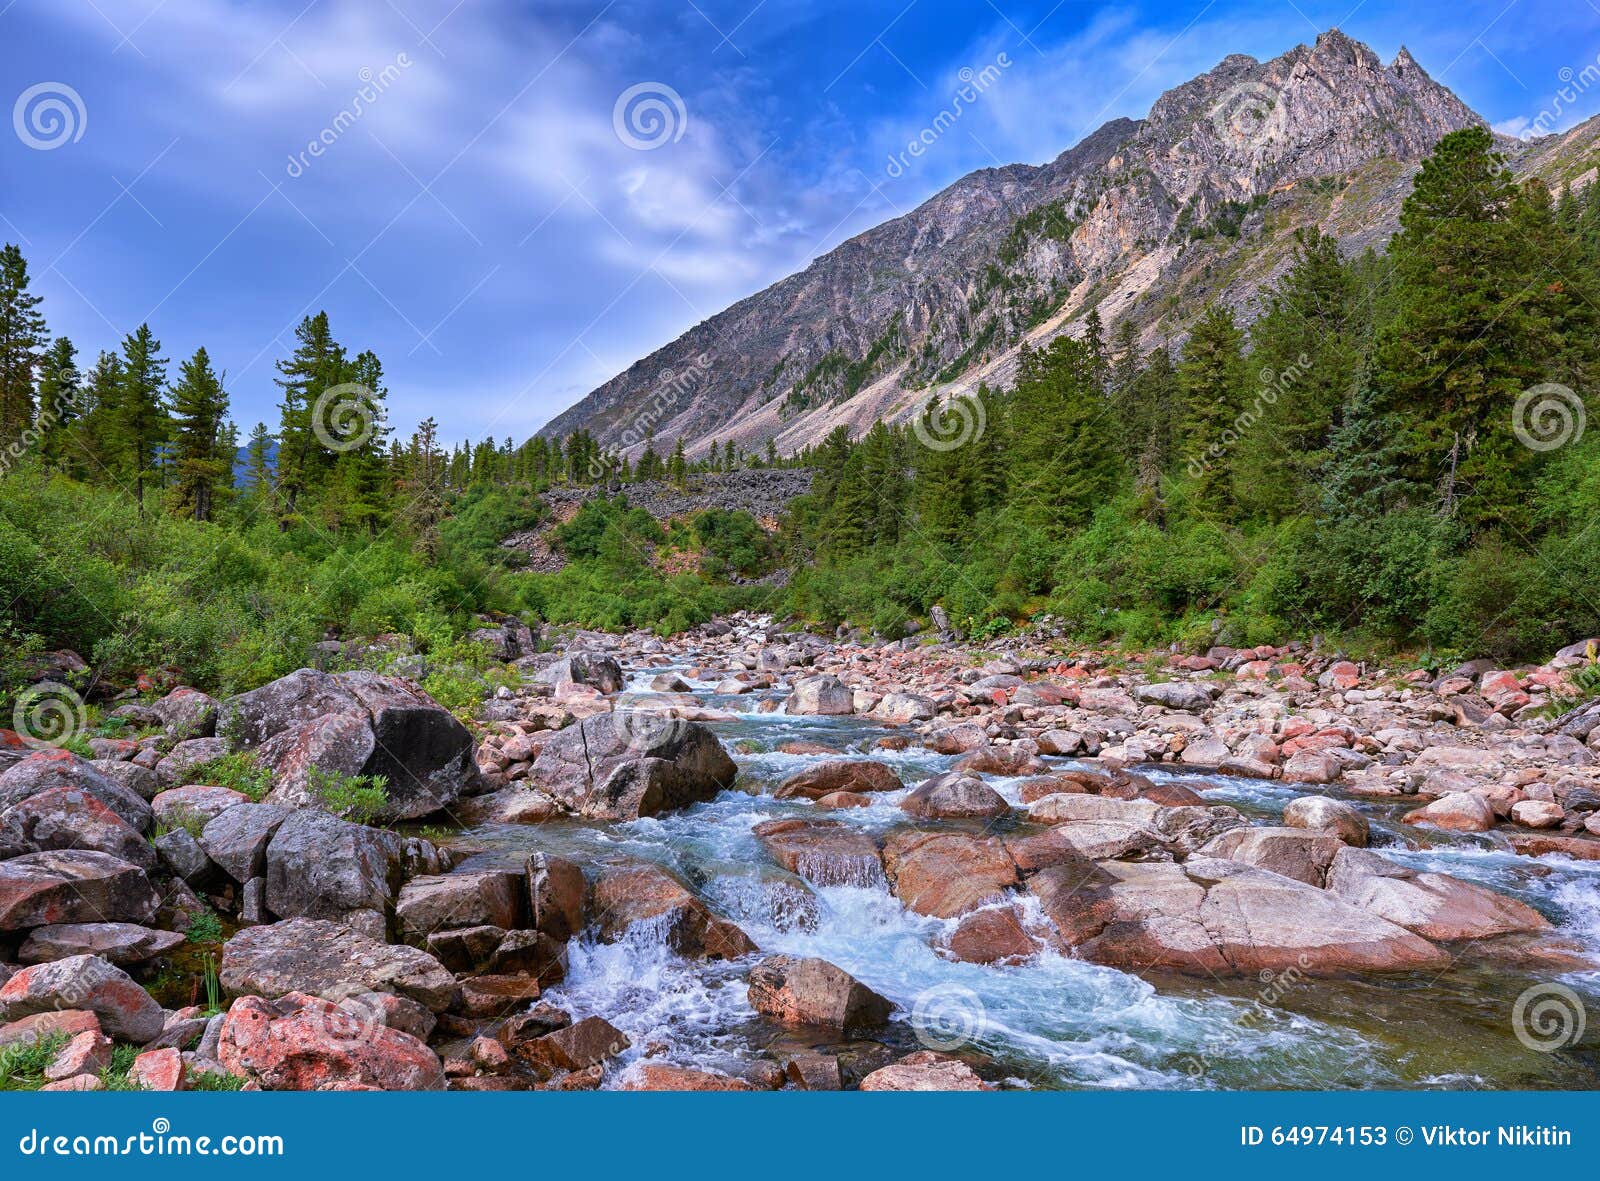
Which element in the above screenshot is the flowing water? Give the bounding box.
[461,665,1600,1090]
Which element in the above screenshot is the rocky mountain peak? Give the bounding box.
[534,30,1579,461]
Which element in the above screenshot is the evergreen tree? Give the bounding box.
[243,421,275,501]
[169,347,230,521]
[115,323,169,509]
[274,312,345,524]
[35,336,80,470]
[667,436,687,487]
[1177,305,1247,514]
[0,244,46,446]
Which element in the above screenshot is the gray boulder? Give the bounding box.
[221,918,458,1012]
[199,803,291,884]
[0,850,161,931]
[263,809,399,924]
[221,669,477,821]
[532,714,737,820]
[18,923,184,966]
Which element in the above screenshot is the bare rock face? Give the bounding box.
[1199,826,1345,887]
[531,714,737,820]
[534,29,1516,467]
[747,955,891,1032]
[263,809,401,925]
[18,923,184,966]
[221,669,477,822]
[1325,847,1551,941]
[534,652,624,696]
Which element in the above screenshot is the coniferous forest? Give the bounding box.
[3,128,1599,715]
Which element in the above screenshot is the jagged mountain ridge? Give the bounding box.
[537,29,1600,458]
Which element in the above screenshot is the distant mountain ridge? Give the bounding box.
[536,29,1600,459]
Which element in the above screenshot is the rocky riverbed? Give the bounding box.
[3,615,1598,1090]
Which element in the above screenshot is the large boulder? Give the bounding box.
[396,872,524,942]
[747,955,890,1031]
[221,669,477,821]
[18,923,183,966]
[221,918,458,1012]
[1038,857,1448,975]
[900,772,1010,820]
[0,751,153,833]
[1282,796,1370,847]
[1134,682,1215,713]
[1199,826,1344,887]
[1403,792,1496,833]
[881,830,1018,918]
[533,652,624,696]
[199,803,291,884]
[873,692,936,723]
[218,992,444,1091]
[784,675,853,715]
[531,714,737,820]
[0,784,155,868]
[1326,847,1552,941]
[590,864,756,959]
[1026,793,1244,856]
[526,853,586,942]
[753,818,883,887]
[150,687,219,740]
[620,1063,757,1091]
[0,850,160,931]
[774,760,903,800]
[0,954,165,1042]
[263,809,399,925]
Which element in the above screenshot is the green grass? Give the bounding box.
[0,1033,69,1091]
[185,751,273,801]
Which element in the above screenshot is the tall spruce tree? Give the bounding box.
[169,346,230,521]
[0,244,46,446]
[116,323,169,509]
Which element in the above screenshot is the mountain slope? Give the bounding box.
[537,29,1599,458]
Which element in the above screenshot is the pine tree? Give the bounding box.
[274,312,345,524]
[0,244,46,446]
[35,336,80,470]
[1235,229,1363,520]
[667,437,687,487]
[1176,305,1247,514]
[243,421,275,501]
[169,346,230,521]
[72,350,122,483]
[115,323,169,510]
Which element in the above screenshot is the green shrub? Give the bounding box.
[186,752,272,802]
[308,766,390,825]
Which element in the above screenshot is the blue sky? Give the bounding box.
[1,0,1596,447]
